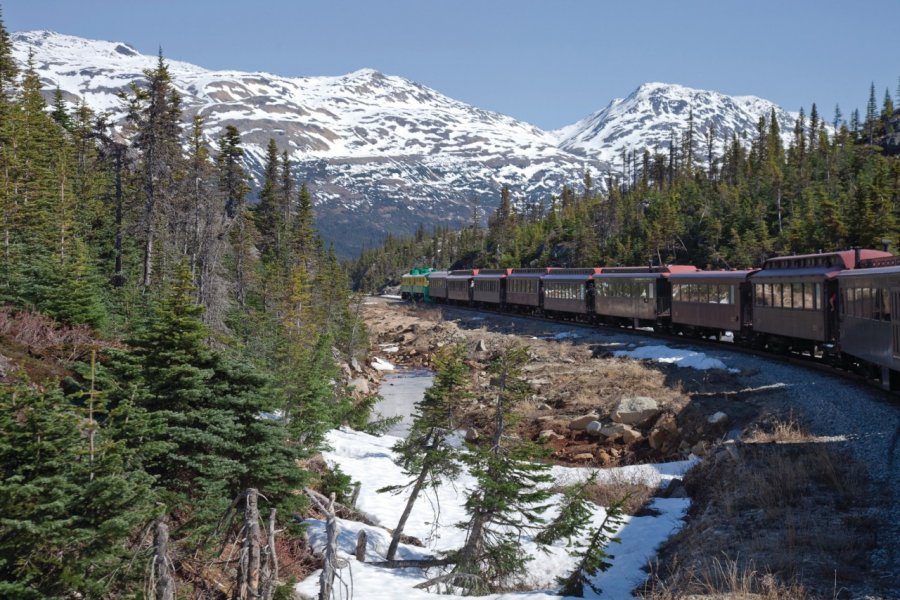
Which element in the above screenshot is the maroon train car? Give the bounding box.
[542,268,602,315]
[749,249,891,351]
[593,265,698,327]
[670,270,757,339]
[447,269,478,304]
[473,268,511,305]
[506,268,550,310]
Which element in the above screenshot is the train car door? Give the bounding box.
[891,287,900,359]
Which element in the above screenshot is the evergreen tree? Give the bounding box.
[380,345,470,561]
[449,345,553,594]
[255,138,282,260]
[556,497,626,597]
[0,385,153,598]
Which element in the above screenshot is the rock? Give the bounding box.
[656,413,678,432]
[350,357,362,373]
[595,450,612,465]
[349,378,370,395]
[538,430,564,443]
[691,441,709,457]
[599,423,628,440]
[585,420,604,434]
[568,414,600,431]
[707,411,729,425]
[621,425,643,444]
[340,363,352,378]
[560,356,576,364]
[465,428,480,442]
[611,396,660,426]
[663,478,688,498]
[649,427,672,451]
[476,339,488,352]
[573,453,594,462]
[538,402,554,411]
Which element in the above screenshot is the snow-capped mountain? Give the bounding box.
[554,82,798,164]
[11,31,802,256]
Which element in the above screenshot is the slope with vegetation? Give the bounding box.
[0,11,370,598]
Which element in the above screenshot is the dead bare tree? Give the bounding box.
[146,520,175,600]
[260,509,280,600]
[305,489,350,600]
[234,488,262,600]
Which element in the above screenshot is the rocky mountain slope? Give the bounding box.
[12,30,801,256]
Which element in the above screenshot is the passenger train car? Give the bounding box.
[412,248,900,390]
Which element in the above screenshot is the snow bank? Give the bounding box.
[297,428,694,599]
[371,357,396,371]
[613,344,738,373]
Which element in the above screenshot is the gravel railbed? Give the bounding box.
[437,303,900,596]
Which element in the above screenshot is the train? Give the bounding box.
[401,248,900,391]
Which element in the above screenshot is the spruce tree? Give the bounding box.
[449,345,553,594]
[379,345,470,561]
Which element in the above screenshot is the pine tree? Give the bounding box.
[556,497,626,597]
[0,384,153,598]
[126,50,184,288]
[380,345,469,561]
[449,345,553,594]
[833,104,843,129]
[866,82,878,143]
[255,138,282,261]
[218,124,247,220]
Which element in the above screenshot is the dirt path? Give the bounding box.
[361,297,900,598]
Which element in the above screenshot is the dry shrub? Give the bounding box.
[641,556,811,600]
[584,471,659,516]
[745,413,813,444]
[0,306,103,362]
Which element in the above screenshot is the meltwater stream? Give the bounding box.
[370,368,434,437]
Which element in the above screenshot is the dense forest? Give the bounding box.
[0,12,373,598]
[351,83,900,290]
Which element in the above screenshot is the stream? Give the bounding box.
[370,367,434,437]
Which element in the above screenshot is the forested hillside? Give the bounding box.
[0,13,370,598]
[352,85,900,290]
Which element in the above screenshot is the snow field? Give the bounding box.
[613,344,739,373]
[296,428,693,599]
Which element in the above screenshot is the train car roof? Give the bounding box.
[542,268,602,281]
[668,270,757,281]
[473,268,512,278]
[750,265,844,279]
[761,249,892,271]
[837,265,900,279]
[426,271,449,278]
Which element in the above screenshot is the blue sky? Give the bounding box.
[4,0,899,129]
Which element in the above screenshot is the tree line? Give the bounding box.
[351,80,900,288]
[0,12,369,598]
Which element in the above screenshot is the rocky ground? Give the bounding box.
[358,297,900,599]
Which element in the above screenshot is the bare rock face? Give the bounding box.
[611,396,660,426]
[569,414,600,431]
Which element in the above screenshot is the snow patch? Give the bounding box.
[299,428,694,598]
[614,344,738,372]
[371,357,396,371]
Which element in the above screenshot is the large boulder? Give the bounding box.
[599,423,628,441]
[585,420,604,435]
[568,414,600,431]
[611,396,660,426]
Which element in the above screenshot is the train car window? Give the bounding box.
[729,285,736,305]
[792,283,803,310]
[772,283,783,308]
[755,284,765,306]
[814,283,821,310]
[882,288,891,321]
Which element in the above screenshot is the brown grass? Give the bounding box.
[641,556,812,600]
[745,413,814,444]
[650,441,877,598]
[584,473,659,516]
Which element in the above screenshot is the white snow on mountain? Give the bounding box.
[555,82,798,164]
[11,31,804,256]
